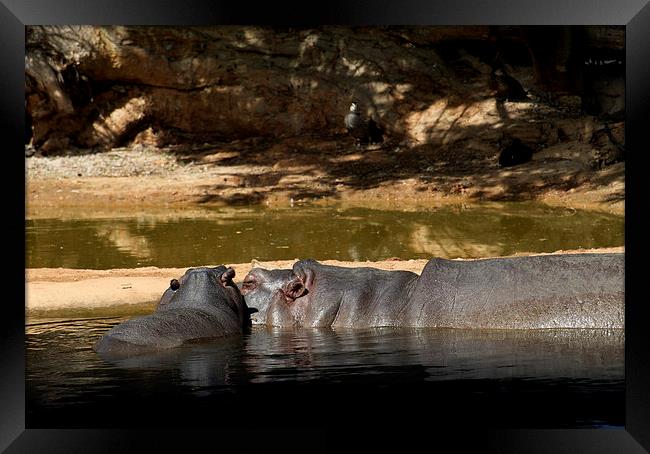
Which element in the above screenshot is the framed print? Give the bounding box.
[4,0,650,452]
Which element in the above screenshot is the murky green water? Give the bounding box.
[26,202,624,269]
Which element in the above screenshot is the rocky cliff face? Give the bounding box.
[25,25,624,164]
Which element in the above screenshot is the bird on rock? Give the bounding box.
[344,101,384,146]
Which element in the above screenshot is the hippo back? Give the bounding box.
[404,253,624,329]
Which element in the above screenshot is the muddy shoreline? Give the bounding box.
[26,138,625,218]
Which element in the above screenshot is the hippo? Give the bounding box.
[239,267,296,324]
[241,259,419,327]
[405,253,624,329]
[94,266,256,353]
[240,253,624,329]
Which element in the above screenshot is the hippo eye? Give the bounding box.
[241,279,256,290]
[170,279,180,290]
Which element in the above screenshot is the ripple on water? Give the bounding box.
[26,317,624,427]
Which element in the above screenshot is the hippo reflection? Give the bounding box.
[241,253,624,329]
[94,266,256,353]
[241,327,624,383]
[93,326,624,388]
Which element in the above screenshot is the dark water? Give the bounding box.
[26,315,624,428]
[26,202,624,269]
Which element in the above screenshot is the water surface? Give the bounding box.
[26,315,624,428]
[26,202,624,269]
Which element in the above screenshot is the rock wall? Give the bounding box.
[25,25,624,157]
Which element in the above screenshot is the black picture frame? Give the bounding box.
[4,0,649,452]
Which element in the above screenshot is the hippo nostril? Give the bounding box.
[170,279,180,291]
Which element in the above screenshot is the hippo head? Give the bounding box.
[240,267,295,325]
[241,259,351,328]
[95,266,255,354]
[158,266,254,329]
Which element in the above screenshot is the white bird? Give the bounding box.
[344,101,384,146]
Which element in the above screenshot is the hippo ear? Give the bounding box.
[220,267,236,283]
[282,276,308,301]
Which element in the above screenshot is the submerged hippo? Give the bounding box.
[241,259,418,327]
[241,259,419,327]
[405,253,624,329]
[241,253,624,329]
[240,267,296,324]
[94,266,256,353]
